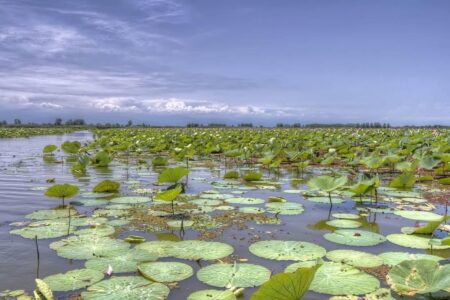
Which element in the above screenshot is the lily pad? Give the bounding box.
[332,213,360,220]
[225,197,265,205]
[75,224,115,237]
[55,236,130,260]
[85,249,157,273]
[393,210,443,222]
[378,252,443,266]
[310,262,380,295]
[110,196,150,204]
[197,263,271,288]
[11,223,76,239]
[171,240,234,260]
[138,262,193,282]
[324,230,386,246]
[387,259,450,295]
[81,276,170,300]
[326,250,383,268]
[265,202,304,215]
[386,234,450,249]
[43,268,104,292]
[135,241,176,258]
[239,207,266,214]
[187,290,236,300]
[25,209,77,220]
[249,240,326,261]
[284,260,324,273]
[326,219,362,229]
[307,197,344,204]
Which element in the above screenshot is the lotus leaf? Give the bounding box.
[324,229,386,246]
[393,210,443,222]
[326,250,383,268]
[332,213,360,220]
[386,234,450,249]
[225,197,265,205]
[197,263,271,288]
[81,276,170,300]
[55,236,130,259]
[85,249,157,273]
[11,223,76,239]
[171,240,234,260]
[43,268,104,292]
[75,224,115,237]
[26,208,77,220]
[139,262,193,282]
[135,241,176,257]
[239,207,265,214]
[265,202,304,215]
[326,219,362,228]
[284,260,323,273]
[110,196,150,204]
[249,240,326,261]
[378,252,443,266]
[93,180,120,193]
[187,289,236,300]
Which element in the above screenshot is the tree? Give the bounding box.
[14,119,21,125]
[55,118,62,126]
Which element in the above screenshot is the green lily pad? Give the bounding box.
[170,240,234,260]
[55,236,130,260]
[11,223,76,239]
[135,241,176,258]
[197,263,271,288]
[393,210,443,221]
[326,219,362,229]
[25,209,77,220]
[107,219,130,226]
[326,250,383,268]
[265,202,304,215]
[307,197,344,204]
[43,268,104,292]
[75,224,115,237]
[81,276,170,300]
[386,234,450,249]
[187,289,236,300]
[387,259,450,295]
[85,249,156,273]
[70,217,108,226]
[191,199,223,206]
[81,192,114,198]
[110,196,150,204]
[249,240,326,261]
[138,262,193,282]
[324,230,386,246]
[284,260,324,273]
[332,213,360,220]
[239,207,266,214]
[166,220,194,228]
[75,199,109,206]
[225,197,265,205]
[310,262,380,295]
[379,252,443,266]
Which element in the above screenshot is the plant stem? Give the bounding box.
[35,235,40,278]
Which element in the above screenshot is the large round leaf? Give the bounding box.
[55,236,130,260]
[326,250,383,268]
[225,197,265,205]
[110,196,150,204]
[11,223,76,239]
[310,262,380,295]
[138,262,193,282]
[135,241,176,258]
[43,268,103,292]
[187,289,236,300]
[387,260,450,295]
[393,210,443,222]
[81,276,170,300]
[197,263,271,288]
[324,230,386,246]
[265,202,304,215]
[249,240,326,261]
[378,252,443,267]
[75,224,115,237]
[170,240,234,260]
[85,249,157,273]
[25,209,77,220]
[386,234,450,250]
[326,219,362,229]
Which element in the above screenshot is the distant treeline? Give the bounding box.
[0,119,448,129]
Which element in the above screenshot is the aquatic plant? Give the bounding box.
[45,184,79,206]
[307,175,347,205]
[93,180,120,193]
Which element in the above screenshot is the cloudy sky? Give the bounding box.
[0,0,449,125]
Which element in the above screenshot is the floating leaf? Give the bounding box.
[249,240,326,261]
[43,268,104,292]
[187,289,236,300]
[85,249,156,273]
[393,210,443,222]
[11,223,76,239]
[55,236,130,260]
[324,229,386,246]
[265,202,304,215]
[326,219,362,229]
[81,276,170,300]
[197,263,271,288]
[139,262,193,282]
[378,252,443,266]
[110,196,150,204]
[386,234,450,250]
[225,197,265,205]
[326,250,383,268]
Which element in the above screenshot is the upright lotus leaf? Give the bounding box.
[55,236,130,260]
[326,250,383,268]
[61,141,81,154]
[419,156,441,170]
[243,171,263,181]
[138,262,193,282]
[401,216,449,235]
[379,252,443,267]
[43,144,58,154]
[45,184,79,206]
[154,185,182,202]
[85,249,157,273]
[170,240,234,260]
[310,262,380,295]
[43,269,104,292]
[361,156,383,170]
[91,151,112,167]
[308,176,347,205]
[395,161,415,173]
[93,180,120,193]
[324,229,386,246]
[187,289,237,300]
[249,240,326,261]
[250,264,320,300]
[152,156,168,166]
[81,276,170,300]
[386,234,450,250]
[158,167,188,183]
[197,263,271,288]
[387,260,450,296]
[35,279,54,300]
[389,173,416,190]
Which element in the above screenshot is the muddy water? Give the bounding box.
[0,132,448,299]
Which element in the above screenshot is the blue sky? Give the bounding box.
[0,0,449,125]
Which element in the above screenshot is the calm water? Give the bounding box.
[0,132,448,299]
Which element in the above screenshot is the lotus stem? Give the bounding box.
[35,235,40,278]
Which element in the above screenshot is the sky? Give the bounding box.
[0,0,449,126]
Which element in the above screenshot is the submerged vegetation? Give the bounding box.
[1,127,450,299]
